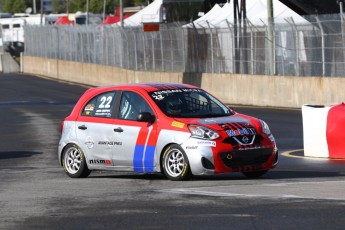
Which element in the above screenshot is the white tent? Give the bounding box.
[118,0,162,27]
[209,1,266,28]
[249,0,308,25]
[184,4,222,28]
[188,0,308,28]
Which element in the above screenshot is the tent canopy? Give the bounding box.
[117,0,162,27]
[103,7,130,25]
[186,0,308,28]
[54,16,74,25]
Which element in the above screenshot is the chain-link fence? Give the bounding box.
[24,14,345,76]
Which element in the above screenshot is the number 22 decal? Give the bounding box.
[99,96,112,109]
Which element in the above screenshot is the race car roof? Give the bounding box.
[86,83,199,94]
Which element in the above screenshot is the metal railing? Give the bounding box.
[24,14,345,76]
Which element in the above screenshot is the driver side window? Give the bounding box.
[119,91,153,120]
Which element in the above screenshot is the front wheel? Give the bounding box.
[162,144,191,181]
[242,170,268,178]
[62,144,91,178]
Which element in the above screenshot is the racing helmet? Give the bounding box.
[166,97,183,115]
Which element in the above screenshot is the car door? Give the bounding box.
[111,91,158,173]
[75,91,119,169]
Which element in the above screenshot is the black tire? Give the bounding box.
[62,143,91,178]
[242,170,268,178]
[161,144,191,181]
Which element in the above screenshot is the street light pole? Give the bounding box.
[267,0,275,75]
[338,0,344,19]
[103,0,106,21]
[120,0,124,27]
[40,0,43,24]
[86,0,89,25]
[33,0,36,14]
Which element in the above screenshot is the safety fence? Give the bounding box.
[24,14,345,77]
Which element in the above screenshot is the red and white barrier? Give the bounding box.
[302,103,345,158]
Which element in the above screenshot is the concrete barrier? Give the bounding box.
[22,56,345,109]
[302,103,345,159]
[302,105,331,158]
[1,53,20,73]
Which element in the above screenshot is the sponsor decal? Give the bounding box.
[171,121,185,129]
[133,126,157,173]
[98,141,122,146]
[226,128,256,137]
[84,104,95,111]
[151,88,202,101]
[197,140,216,147]
[186,146,198,150]
[85,137,94,149]
[89,159,112,165]
[95,109,111,117]
[199,117,249,124]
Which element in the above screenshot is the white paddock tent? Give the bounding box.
[117,0,206,27]
[119,0,163,27]
[185,0,308,28]
[183,0,309,74]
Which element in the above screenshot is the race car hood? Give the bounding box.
[174,114,259,132]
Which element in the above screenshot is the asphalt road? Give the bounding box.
[1,73,345,230]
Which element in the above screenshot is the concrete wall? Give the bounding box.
[1,53,20,73]
[23,56,345,108]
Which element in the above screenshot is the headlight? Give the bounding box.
[260,120,271,135]
[188,125,219,140]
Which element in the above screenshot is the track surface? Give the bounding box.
[1,73,345,230]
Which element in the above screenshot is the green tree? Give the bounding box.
[0,0,5,12]
[3,0,31,14]
[14,0,28,12]
[3,0,14,13]
[69,0,86,12]
[52,0,65,13]
[89,0,116,14]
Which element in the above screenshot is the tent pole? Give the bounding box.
[267,0,275,75]
[120,0,124,27]
[241,0,248,74]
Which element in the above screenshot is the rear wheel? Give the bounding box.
[242,170,268,178]
[162,144,191,181]
[62,144,91,178]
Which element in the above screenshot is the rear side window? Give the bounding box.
[119,91,153,120]
[82,91,116,118]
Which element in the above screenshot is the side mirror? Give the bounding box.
[137,112,155,123]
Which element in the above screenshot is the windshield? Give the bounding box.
[149,88,233,118]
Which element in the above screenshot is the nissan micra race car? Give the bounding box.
[58,83,278,180]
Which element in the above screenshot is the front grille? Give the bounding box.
[222,135,263,146]
[220,148,273,168]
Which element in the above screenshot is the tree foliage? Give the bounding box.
[51,0,65,13]
[0,0,150,14]
[2,0,33,13]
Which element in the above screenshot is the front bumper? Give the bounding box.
[181,136,278,176]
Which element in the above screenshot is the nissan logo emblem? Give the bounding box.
[242,136,249,143]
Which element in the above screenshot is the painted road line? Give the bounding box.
[282,149,345,161]
[157,180,345,201]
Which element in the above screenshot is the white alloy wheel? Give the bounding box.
[162,144,191,181]
[64,146,82,174]
[62,144,91,178]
